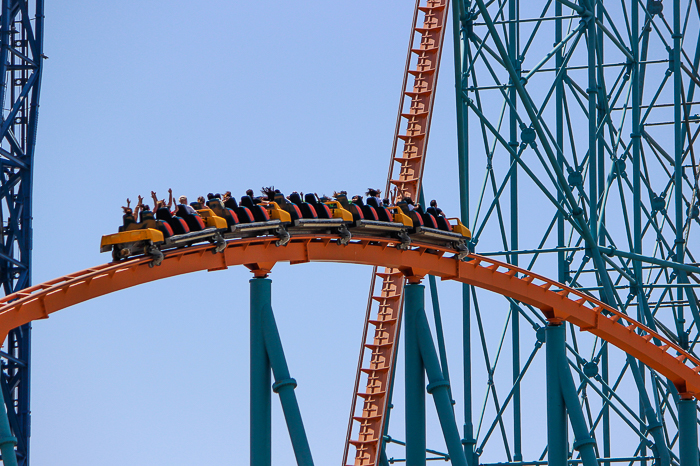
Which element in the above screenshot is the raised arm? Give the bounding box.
[133,195,144,220]
[167,188,173,209]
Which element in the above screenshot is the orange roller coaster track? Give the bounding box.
[348,1,451,463]
[1,235,699,402]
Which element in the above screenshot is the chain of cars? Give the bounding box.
[100,192,472,266]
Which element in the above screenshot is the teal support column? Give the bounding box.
[414,293,469,466]
[250,277,315,466]
[405,283,469,466]
[451,0,475,462]
[678,398,699,466]
[405,283,426,466]
[584,0,597,249]
[630,0,645,461]
[673,0,684,267]
[507,0,521,459]
[552,3,571,464]
[427,274,451,388]
[546,324,567,466]
[601,343,610,464]
[0,383,17,466]
[462,285,475,466]
[555,0,565,288]
[250,278,272,466]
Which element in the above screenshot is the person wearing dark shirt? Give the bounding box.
[429,199,444,216]
[246,189,263,204]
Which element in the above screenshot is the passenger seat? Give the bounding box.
[176,205,206,232]
[156,207,190,235]
[398,201,424,231]
[427,207,452,232]
[367,197,394,223]
[353,198,378,221]
[207,198,239,227]
[305,193,333,218]
[240,195,271,222]
[289,192,318,219]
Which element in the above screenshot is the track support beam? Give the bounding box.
[678,397,699,466]
[250,278,272,466]
[405,282,427,466]
[546,324,568,466]
[546,323,598,466]
[404,282,467,466]
[249,277,314,466]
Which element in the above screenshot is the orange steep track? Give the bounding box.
[348,0,452,464]
[1,235,699,402]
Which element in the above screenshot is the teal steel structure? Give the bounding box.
[442,0,700,465]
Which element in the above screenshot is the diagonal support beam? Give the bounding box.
[250,277,314,466]
[546,323,598,466]
[405,282,468,466]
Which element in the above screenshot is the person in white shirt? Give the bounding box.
[177,196,198,215]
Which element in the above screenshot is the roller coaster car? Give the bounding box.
[101,211,171,262]
[320,199,353,222]
[102,208,227,264]
[156,207,227,249]
[267,193,318,228]
[174,204,208,232]
[322,194,408,247]
[101,228,165,263]
[203,199,238,229]
[334,194,409,234]
[193,208,229,231]
[284,192,349,233]
[224,196,289,246]
[397,202,471,251]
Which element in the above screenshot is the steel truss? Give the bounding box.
[0,1,43,465]
[449,0,700,465]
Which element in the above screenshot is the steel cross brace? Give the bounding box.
[468,4,674,463]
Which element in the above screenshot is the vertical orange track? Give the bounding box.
[343,1,450,465]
